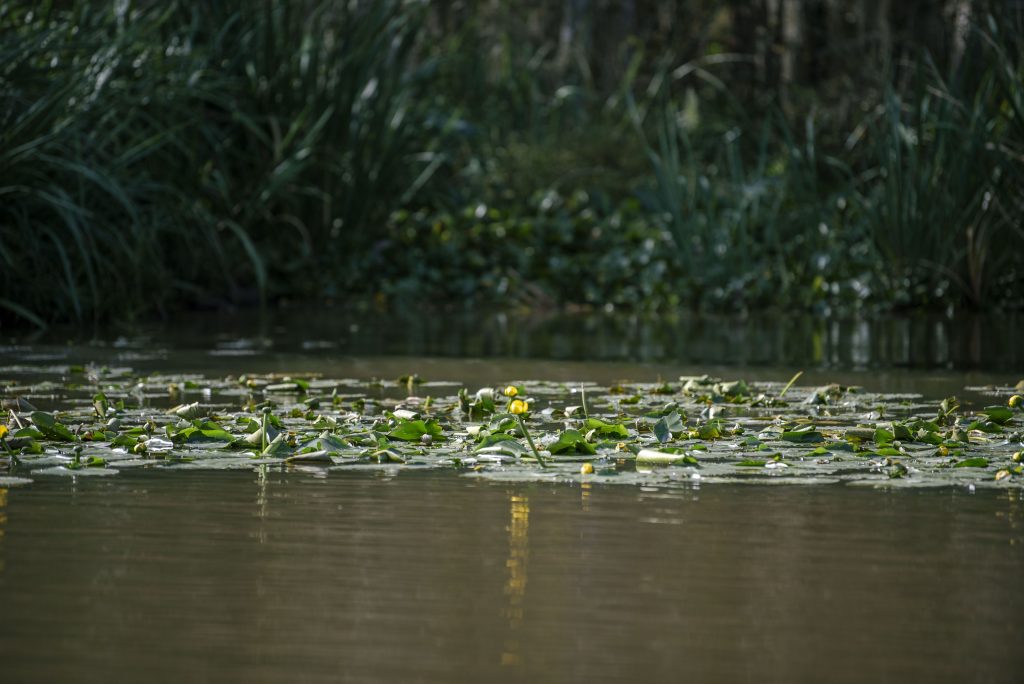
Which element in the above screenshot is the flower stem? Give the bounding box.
[517,414,546,468]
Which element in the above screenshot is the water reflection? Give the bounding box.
[501,493,530,667]
[0,488,7,542]
[15,308,1024,372]
[1,474,1023,682]
[0,488,7,575]
[255,465,269,545]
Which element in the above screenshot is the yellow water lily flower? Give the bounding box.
[503,385,518,397]
[0,424,7,439]
[509,399,529,415]
[1010,395,1022,409]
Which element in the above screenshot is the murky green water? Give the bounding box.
[1,471,1022,683]
[2,311,1023,681]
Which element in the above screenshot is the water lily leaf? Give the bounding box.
[953,458,989,468]
[653,411,685,443]
[583,418,629,438]
[782,429,824,443]
[547,429,595,455]
[477,440,528,457]
[261,433,292,457]
[893,424,913,441]
[873,427,894,445]
[14,427,45,440]
[286,450,333,464]
[168,402,203,420]
[981,406,1013,425]
[695,421,724,440]
[171,420,233,443]
[636,449,698,467]
[374,448,406,463]
[844,428,876,442]
[388,418,443,442]
[966,420,1003,434]
[476,433,519,450]
[314,432,350,453]
[30,412,75,441]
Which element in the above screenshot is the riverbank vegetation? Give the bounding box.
[2,1,1022,326]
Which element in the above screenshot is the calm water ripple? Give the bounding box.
[1,470,1022,683]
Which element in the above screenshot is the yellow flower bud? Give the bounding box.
[1010,395,1023,409]
[509,399,529,415]
[503,385,518,398]
[580,462,594,475]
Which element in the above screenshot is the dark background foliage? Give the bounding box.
[2,0,1022,326]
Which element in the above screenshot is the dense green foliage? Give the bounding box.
[1,1,1022,326]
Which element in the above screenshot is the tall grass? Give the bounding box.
[0,0,441,325]
[849,15,1023,306]
[629,13,1022,310]
[1,3,1021,326]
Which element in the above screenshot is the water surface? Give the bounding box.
[1,471,1022,683]
[3,309,1023,682]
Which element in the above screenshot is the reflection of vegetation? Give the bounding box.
[501,493,530,667]
[1,2,1022,326]
[0,488,7,543]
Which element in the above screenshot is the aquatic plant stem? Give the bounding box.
[516,414,547,468]
[779,371,803,399]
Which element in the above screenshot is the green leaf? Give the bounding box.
[169,402,203,420]
[636,449,698,466]
[695,420,724,440]
[388,419,443,442]
[547,429,596,455]
[260,433,292,457]
[583,418,629,438]
[953,458,989,468]
[476,433,519,449]
[476,439,528,457]
[30,411,76,441]
[873,427,894,445]
[966,420,1003,434]
[782,429,824,443]
[892,423,913,441]
[736,459,767,467]
[981,406,1013,425]
[653,411,685,443]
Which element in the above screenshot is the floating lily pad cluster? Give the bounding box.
[1,367,1023,490]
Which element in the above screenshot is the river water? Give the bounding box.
[1,310,1023,682]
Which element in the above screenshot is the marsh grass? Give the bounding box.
[849,29,1021,307]
[1,0,440,324]
[1,3,1021,325]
